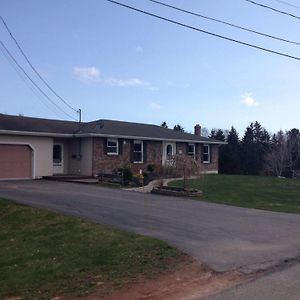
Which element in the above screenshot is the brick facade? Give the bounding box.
[92,137,219,176]
[92,137,163,175]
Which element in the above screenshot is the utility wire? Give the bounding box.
[149,0,300,46]
[271,0,300,10]
[0,44,66,118]
[0,15,78,114]
[105,0,300,61]
[244,0,300,20]
[0,39,77,120]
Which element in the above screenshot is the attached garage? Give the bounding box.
[0,144,33,180]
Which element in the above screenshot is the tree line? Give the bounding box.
[161,121,300,177]
[211,122,300,177]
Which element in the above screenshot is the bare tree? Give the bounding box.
[264,131,288,176]
[164,154,202,190]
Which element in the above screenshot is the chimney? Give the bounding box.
[194,124,201,136]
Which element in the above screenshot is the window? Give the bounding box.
[53,145,62,163]
[107,139,118,155]
[202,144,210,163]
[188,144,195,158]
[133,140,143,163]
[166,144,173,157]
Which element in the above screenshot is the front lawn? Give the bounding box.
[169,174,300,213]
[0,198,183,299]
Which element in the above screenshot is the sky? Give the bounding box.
[1,0,300,135]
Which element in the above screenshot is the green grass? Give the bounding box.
[0,199,182,299]
[169,174,300,214]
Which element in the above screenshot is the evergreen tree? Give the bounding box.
[215,129,225,142]
[241,123,256,174]
[209,129,217,139]
[241,122,270,175]
[161,121,168,128]
[219,126,241,174]
[173,124,184,132]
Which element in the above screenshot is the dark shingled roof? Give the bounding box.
[0,113,222,143]
[0,113,78,134]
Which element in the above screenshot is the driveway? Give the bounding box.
[205,262,300,300]
[0,180,300,273]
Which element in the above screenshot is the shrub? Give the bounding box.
[122,167,133,183]
[147,164,155,173]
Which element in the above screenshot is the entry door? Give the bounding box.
[162,142,176,166]
[53,144,64,174]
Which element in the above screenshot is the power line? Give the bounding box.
[0,15,78,113]
[271,0,300,10]
[0,44,66,118]
[0,39,77,120]
[105,0,300,61]
[149,0,300,46]
[244,0,300,20]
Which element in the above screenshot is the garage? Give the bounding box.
[0,144,33,179]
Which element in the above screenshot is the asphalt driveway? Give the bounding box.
[1,180,300,273]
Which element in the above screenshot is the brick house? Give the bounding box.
[0,113,225,180]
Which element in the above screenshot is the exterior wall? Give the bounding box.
[0,135,53,178]
[92,137,219,175]
[68,138,93,176]
[178,142,218,173]
[92,138,162,175]
[198,144,219,173]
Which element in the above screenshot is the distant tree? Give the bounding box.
[219,126,241,174]
[286,128,300,171]
[201,127,209,137]
[161,121,168,128]
[241,121,270,175]
[241,123,255,174]
[263,131,288,176]
[215,129,226,142]
[210,129,225,141]
[209,129,217,139]
[173,124,184,132]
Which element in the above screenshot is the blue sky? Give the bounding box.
[1,0,300,135]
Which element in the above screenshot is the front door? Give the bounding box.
[53,144,64,174]
[162,142,176,166]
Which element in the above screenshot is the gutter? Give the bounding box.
[0,130,227,145]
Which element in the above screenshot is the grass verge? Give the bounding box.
[169,174,300,214]
[0,198,183,299]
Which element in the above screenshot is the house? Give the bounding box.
[0,113,225,180]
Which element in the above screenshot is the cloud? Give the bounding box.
[149,102,162,110]
[105,77,148,87]
[135,46,144,53]
[241,93,259,107]
[72,67,100,80]
[72,66,149,88]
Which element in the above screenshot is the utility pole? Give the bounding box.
[78,109,82,131]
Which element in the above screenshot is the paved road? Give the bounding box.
[205,262,300,300]
[0,180,300,273]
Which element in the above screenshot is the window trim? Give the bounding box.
[133,140,143,163]
[187,143,195,159]
[107,138,119,155]
[202,144,210,163]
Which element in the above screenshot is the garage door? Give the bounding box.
[0,144,33,179]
